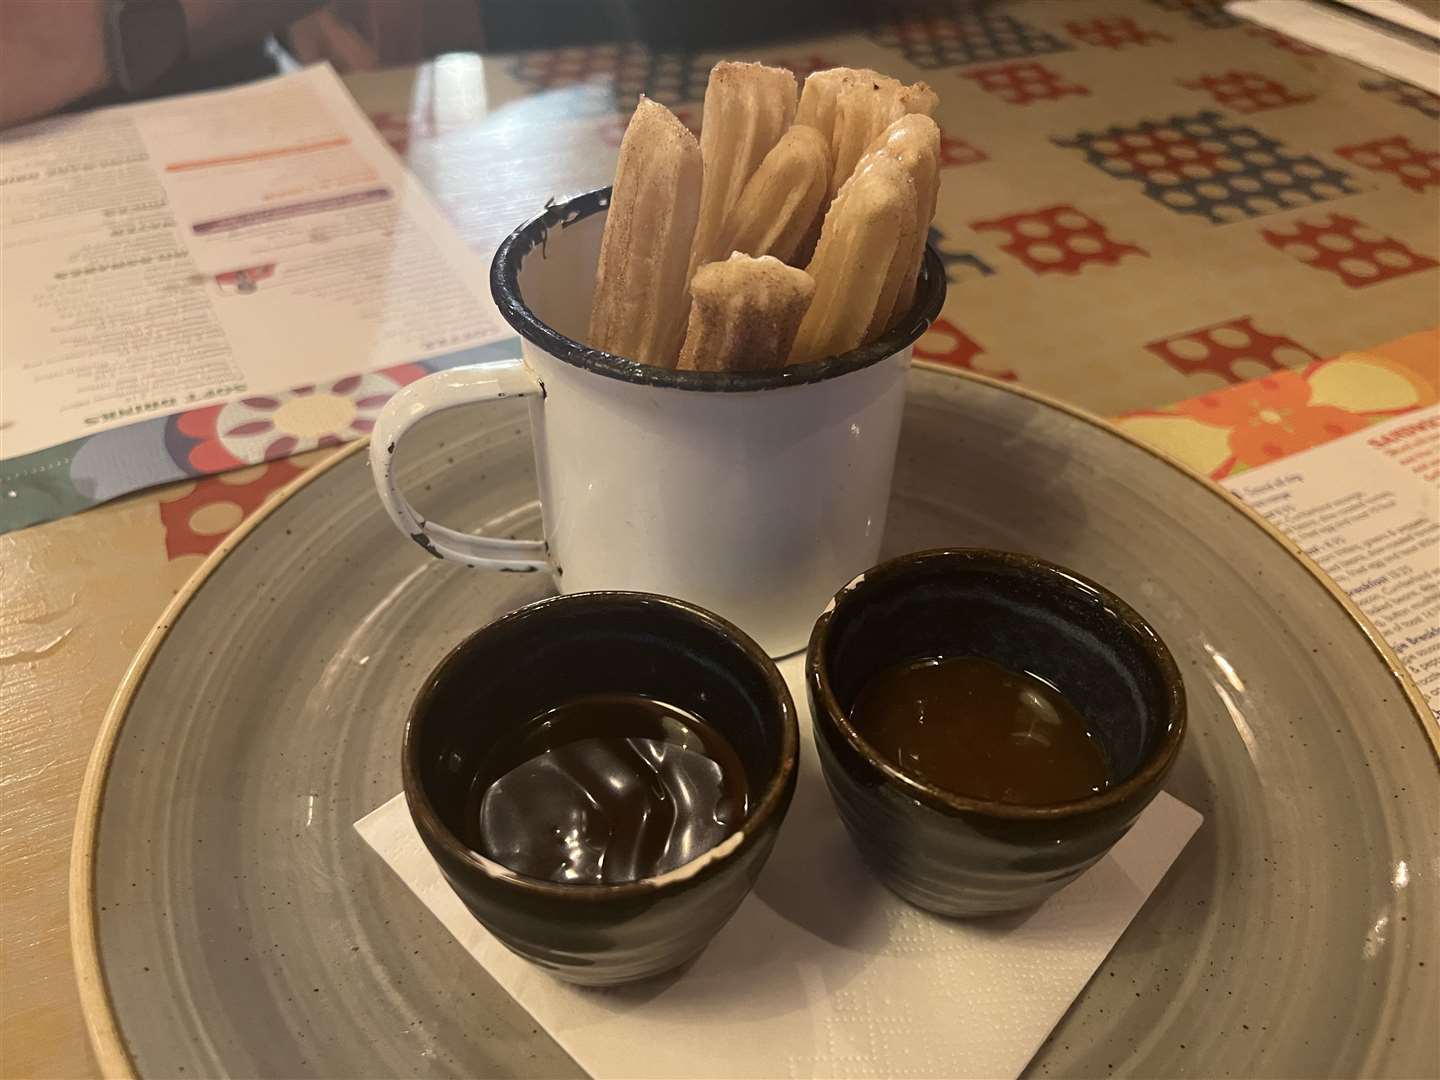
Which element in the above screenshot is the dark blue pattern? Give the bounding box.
[1359,78,1440,121]
[929,227,995,281]
[869,3,1071,69]
[1054,111,1360,225]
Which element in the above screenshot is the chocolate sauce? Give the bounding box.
[462,694,749,884]
[849,656,1110,805]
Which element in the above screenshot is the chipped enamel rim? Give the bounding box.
[489,186,947,392]
[71,365,1436,1079]
[400,590,799,899]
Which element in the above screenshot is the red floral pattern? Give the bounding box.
[939,131,988,168]
[1145,316,1319,384]
[1260,213,1440,287]
[158,460,307,560]
[1179,70,1314,113]
[970,205,1145,275]
[914,318,1016,381]
[961,62,1088,106]
[1064,17,1170,49]
[1335,135,1440,193]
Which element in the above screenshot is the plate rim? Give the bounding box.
[69,362,1438,1078]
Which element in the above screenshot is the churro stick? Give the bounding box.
[829,77,937,198]
[677,254,815,372]
[793,68,886,263]
[790,155,914,365]
[720,125,831,264]
[860,113,941,334]
[588,97,702,368]
[794,67,886,145]
[688,61,797,278]
[865,187,919,344]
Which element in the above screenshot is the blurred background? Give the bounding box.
[284,0,886,62]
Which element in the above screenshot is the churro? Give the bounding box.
[829,77,937,199]
[589,59,943,372]
[790,154,915,364]
[794,67,885,146]
[687,61,797,278]
[860,113,940,333]
[677,254,816,372]
[588,97,702,368]
[719,125,831,264]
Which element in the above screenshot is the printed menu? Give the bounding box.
[1224,405,1440,716]
[0,65,506,461]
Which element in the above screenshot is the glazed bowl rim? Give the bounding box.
[806,547,1188,821]
[402,590,800,898]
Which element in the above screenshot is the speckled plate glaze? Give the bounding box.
[74,366,1439,1079]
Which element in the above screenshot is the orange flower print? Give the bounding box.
[1175,370,1367,469]
[1117,330,1438,479]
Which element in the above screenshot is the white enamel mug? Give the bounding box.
[371,188,946,656]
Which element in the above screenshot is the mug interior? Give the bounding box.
[490,187,947,393]
[817,549,1184,799]
[406,592,796,880]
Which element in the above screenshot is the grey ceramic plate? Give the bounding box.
[74,366,1439,1079]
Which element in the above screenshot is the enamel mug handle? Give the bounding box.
[369,359,548,571]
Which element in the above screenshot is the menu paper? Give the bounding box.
[0,65,507,461]
[1223,405,1440,716]
[1227,0,1440,95]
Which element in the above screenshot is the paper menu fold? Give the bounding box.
[0,64,507,462]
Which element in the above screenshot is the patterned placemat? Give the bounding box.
[5,0,1437,534]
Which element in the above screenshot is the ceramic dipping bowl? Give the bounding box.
[807,549,1186,917]
[402,591,798,985]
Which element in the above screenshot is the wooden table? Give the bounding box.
[4,10,1438,1074]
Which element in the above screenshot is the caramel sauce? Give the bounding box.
[849,656,1110,805]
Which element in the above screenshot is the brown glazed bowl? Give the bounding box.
[403,592,798,985]
[807,549,1186,917]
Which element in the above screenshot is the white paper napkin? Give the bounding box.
[357,657,1201,1080]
